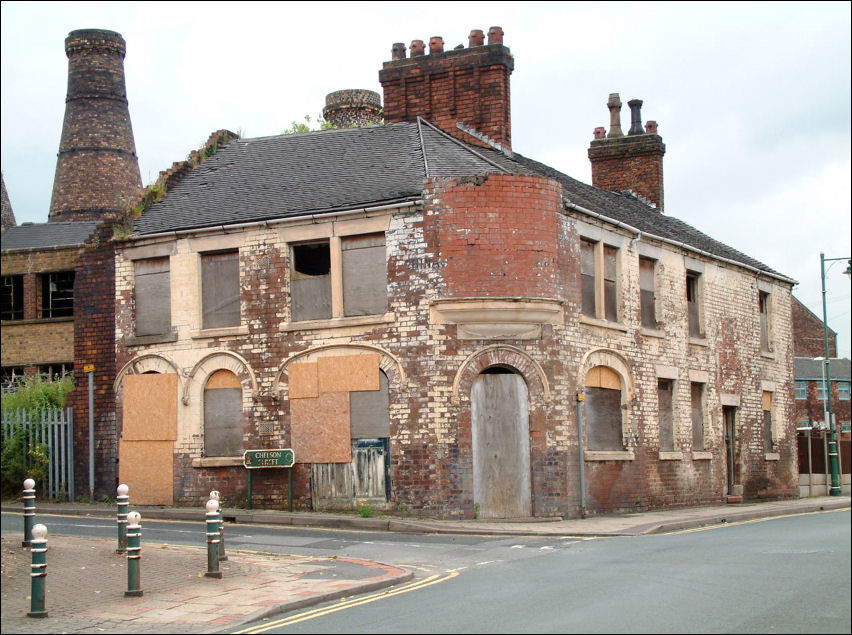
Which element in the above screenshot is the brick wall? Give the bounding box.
[588,135,666,210]
[113,196,796,516]
[791,296,836,357]
[68,223,118,499]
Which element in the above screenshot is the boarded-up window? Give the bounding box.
[763,391,774,451]
[350,371,390,439]
[686,272,702,337]
[691,382,705,450]
[202,251,240,329]
[586,365,623,450]
[658,378,674,451]
[580,240,596,318]
[759,291,770,352]
[134,257,170,336]
[40,271,75,318]
[291,241,332,321]
[342,233,387,317]
[203,370,243,457]
[640,257,657,329]
[1,275,24,320]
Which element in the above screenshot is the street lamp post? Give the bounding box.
[820,252,851,496]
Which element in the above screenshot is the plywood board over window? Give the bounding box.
[119,373,178,505]
[290,392,351,463]
[585,366,623,450]
[318,354,380,393]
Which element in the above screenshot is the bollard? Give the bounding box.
[27,523,48,618]
[210,490,227,562]
[125,511,143,597]
[116,483,130,554]
[22,478,36,547]
[204,498,222,578]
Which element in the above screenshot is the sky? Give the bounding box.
[2,1,850,357]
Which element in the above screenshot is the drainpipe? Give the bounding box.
[576,390,587,517]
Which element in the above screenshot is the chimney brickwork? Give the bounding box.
[49,29,142,223]
[379,27,514,151]
[589,93,665,211]
[322,90,383,128]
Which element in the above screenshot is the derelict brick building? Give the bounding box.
[107,27,798,516]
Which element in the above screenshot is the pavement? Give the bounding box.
[1,495,849,634]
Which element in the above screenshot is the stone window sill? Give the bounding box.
[658,451,683,461]
[764,452,780,461]
[641,327,666,339]
[192,456,243,468]
[584,450,634,461]
[692,451,712,460]
[281,312,395,332]
[760,350,777,360]
[191,325,248,339]
[689,337,709,347]
[1,316,74,326]
[127,331,179,346]
[579,316,629,333]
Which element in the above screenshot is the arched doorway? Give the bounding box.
[471,367,531,518]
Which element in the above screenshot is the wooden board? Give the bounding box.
[290,392,351,463]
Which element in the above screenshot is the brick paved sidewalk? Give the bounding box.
[0,532,411,634]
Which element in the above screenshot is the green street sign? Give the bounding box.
[243,449,294,469]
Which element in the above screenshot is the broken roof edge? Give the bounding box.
[128,198,423,242]
[417,117,514,176]
[563,198,798,286]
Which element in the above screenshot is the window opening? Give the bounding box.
[1,275,24,320]
[691,382,705,450]
[40,271,74,318]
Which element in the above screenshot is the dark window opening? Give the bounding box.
[293,243,331,276]
[585,365,623,451]
[481,365,518,375]
[1,275,24,320]
[38,363,73,381]
[686,271,702,337]
[40,271,75,318]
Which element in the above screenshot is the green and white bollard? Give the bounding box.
[125,511,143,597]
[27,523,48,618]
[116,483,130,554]
[22,478,36,548]
[210,490,227,562]
[204,498,222,578]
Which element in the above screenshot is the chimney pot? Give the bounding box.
[469,29,485,47]
[410,39,425,56]
[627,99,644,135]
[593,126,606,140]
[429,37,444,55]
[645,120,658,134]
[487,26,504,45]
[606,93,624,138]
[391,42,407,60]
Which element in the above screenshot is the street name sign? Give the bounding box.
[243,449,294,469]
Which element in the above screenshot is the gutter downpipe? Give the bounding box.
[576,390,587,517]
[563,200,798,286]
[129,200,422,243]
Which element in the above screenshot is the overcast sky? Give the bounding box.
[2,1,850,357]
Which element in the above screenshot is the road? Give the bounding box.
[2,510,849,634]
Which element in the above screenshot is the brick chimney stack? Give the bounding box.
[379,26,514,151]
[322,90,383,128]
[49,29,142,223]
[588,93,666,211]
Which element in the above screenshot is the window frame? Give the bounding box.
[200,249,241,330]
[40,270,75,319]
[639,256,658,329]
[580,237,620,323]
[690,381,706,451]
[1,274,24,321]
[686,270,703,338]
[133,256,172,337]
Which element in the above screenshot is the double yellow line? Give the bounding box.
[233,571,459,633]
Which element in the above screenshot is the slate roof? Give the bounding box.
[133,119,788,280]
[1,221,99,251]
[794,357,852,381]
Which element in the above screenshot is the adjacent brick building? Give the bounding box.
[107,27,798,515]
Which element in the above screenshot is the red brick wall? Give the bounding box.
[68,223,118,499]
[792,297,836,357]
[424,174,562,297]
